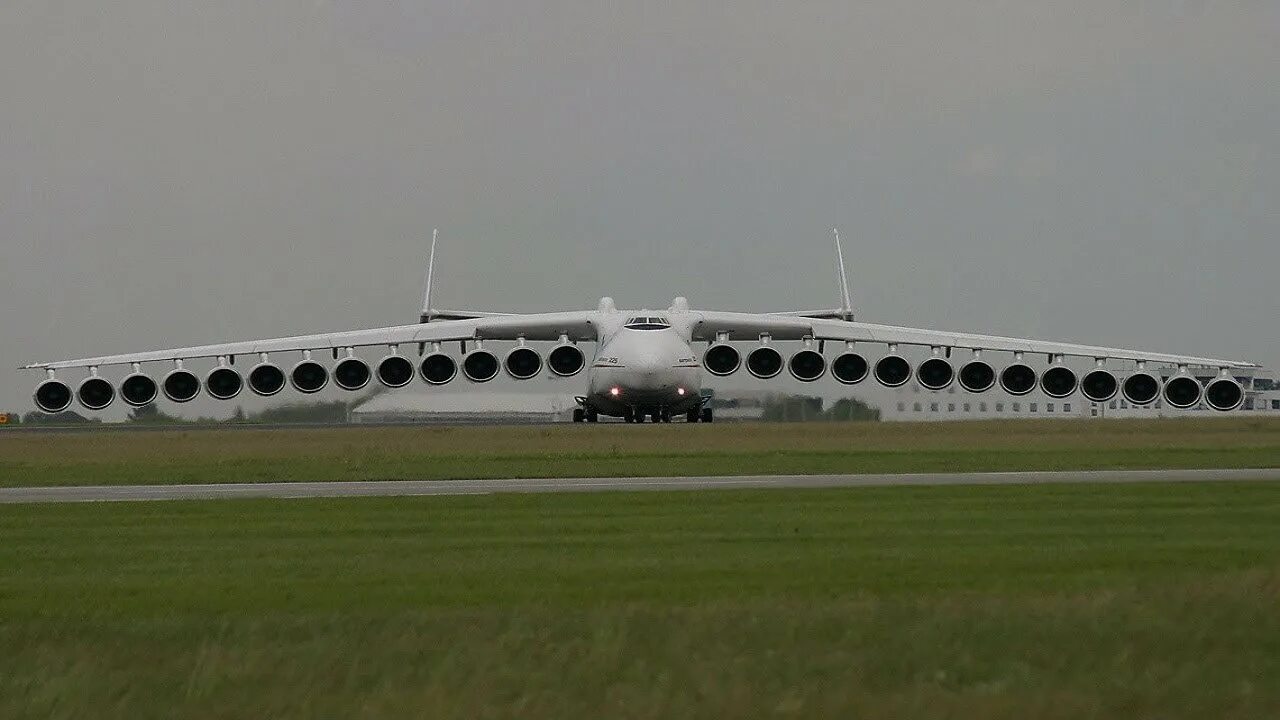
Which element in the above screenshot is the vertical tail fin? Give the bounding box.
[420,228,438,323]
[833,228,853,321]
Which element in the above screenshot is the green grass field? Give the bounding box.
[2,417,1278,487]
[2,482,1279,718]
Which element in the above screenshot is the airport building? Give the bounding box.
[350,392,579,424]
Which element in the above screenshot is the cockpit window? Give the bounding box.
[625,316,670,330]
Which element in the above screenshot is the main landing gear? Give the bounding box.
[572,408,598,423]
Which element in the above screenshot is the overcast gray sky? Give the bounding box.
[2,1,1276,415]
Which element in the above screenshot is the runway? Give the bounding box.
[1,468,1278,504]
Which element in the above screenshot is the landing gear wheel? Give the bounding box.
[586,411,598,423]
[700,408,713,423]
[660,411,671,423]
[687,410,699,423]
[623,409,635,423]
[573,408,585,423]
[649,411,661,423]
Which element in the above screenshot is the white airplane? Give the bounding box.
[21,230,1257,423]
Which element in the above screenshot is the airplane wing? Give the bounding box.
[22,311,598,371]
[690,311,1257,369]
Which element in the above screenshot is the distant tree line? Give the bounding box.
[760,395,880,422]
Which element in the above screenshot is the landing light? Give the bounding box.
[610,387,621,397]
[677,387,686,396]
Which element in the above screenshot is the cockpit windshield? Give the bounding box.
[624,316,670,330]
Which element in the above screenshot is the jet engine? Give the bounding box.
[376,355,415,388]
[419,353,458,385]
[874,355,911,387]
[788,349,826,382]
[1040,366,1078,399]
[831,352,869,384]
[76,377,115,410]
[1122,372,1160,405]
[462,349,500,383]
[1163,374,1203,409]
[746,346,784,379]
[1080,369,1119,402]
[505,347,543,380]
[958,360,996,393]
[703,344,741,376]
[34,379,73,414]
[291,360,329,394]
[916,357,954,391]
[1205,377,1244,412]
[248,363,286,396]
[334,357,372,391]
[163,369,201,403]
[120,373,158,407]
[999,363,1037,396]
[548,344,586,377]
[205,367,243,400]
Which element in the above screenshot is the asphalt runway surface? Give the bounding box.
[2,469,1278,504]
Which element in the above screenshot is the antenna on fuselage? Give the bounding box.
[420,228,438,323]
[833,227,853,321]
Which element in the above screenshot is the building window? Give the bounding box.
[996,403,1004,412]
[1047,403,1055,413]
[1064,403,1071,413]
[1030,403,1038,412]
[1120,401,1128,409]
[1109,401,1117,409]
[979,402,988,412]
[914,403,922,412]
[963,403,971,412]
[897,402,906,412]
[1013,403,1020,412]
[1272,400,1279,410]
[930,403,939,412]
[948,403,956,412]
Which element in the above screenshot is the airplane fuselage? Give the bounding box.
[583,314,704,420]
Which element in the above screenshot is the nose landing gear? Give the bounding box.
[572,407,598,423]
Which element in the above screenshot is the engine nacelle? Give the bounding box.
[120,373,158,407]
[1205,377,1244,412]
[33,379,73,414]
[290,360,329,394]
[248,363,286,396]
[746,346,784,379]
[462,349,500,383]
[874,355,911,387]
[831,353,868,384]
[703,344,741,376]
[916,357,954,391]
[548,344,586,377]
[1040,366,1078,399]
[1163,374,1203,409]
[76,377,115,411]
[1080,369,1118,402]
[376,355,415,388]
[419,353,457,385]
[163,369,201,403]
[958,360,996,393]
[1122,372,1160,405]
[334,357,371,391]
[999,364,1037,396]
[788,349,826,382]
[205,367,244,400]
[505,347,543,380]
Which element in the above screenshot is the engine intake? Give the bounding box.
[291,360,329,394]
[206,367,243,400]
[77,377,115,410]
[746,346,783,379]
[548,344,586,377]
[703,344,741,376]
[874,355,911,387]
[1040,366,1078,398]
[120,374,158,407]
[248,363,286,396]
[505,347,543,380]
[1122,372,1160,405]
[1000,364,1037,396]
[420,353,457,385]
[462,350,500,383]
[1163,375,1202,409]
[788,350,826,382]
[831,353,868,384]
[34,380,73,414]
[958,360,996,393]
[334,358,371,391]
[376,356,414,388]
[1080,369,1118,402]
[1205,378,1244,412]
[917,358,954,390]
[163,369,201,403]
